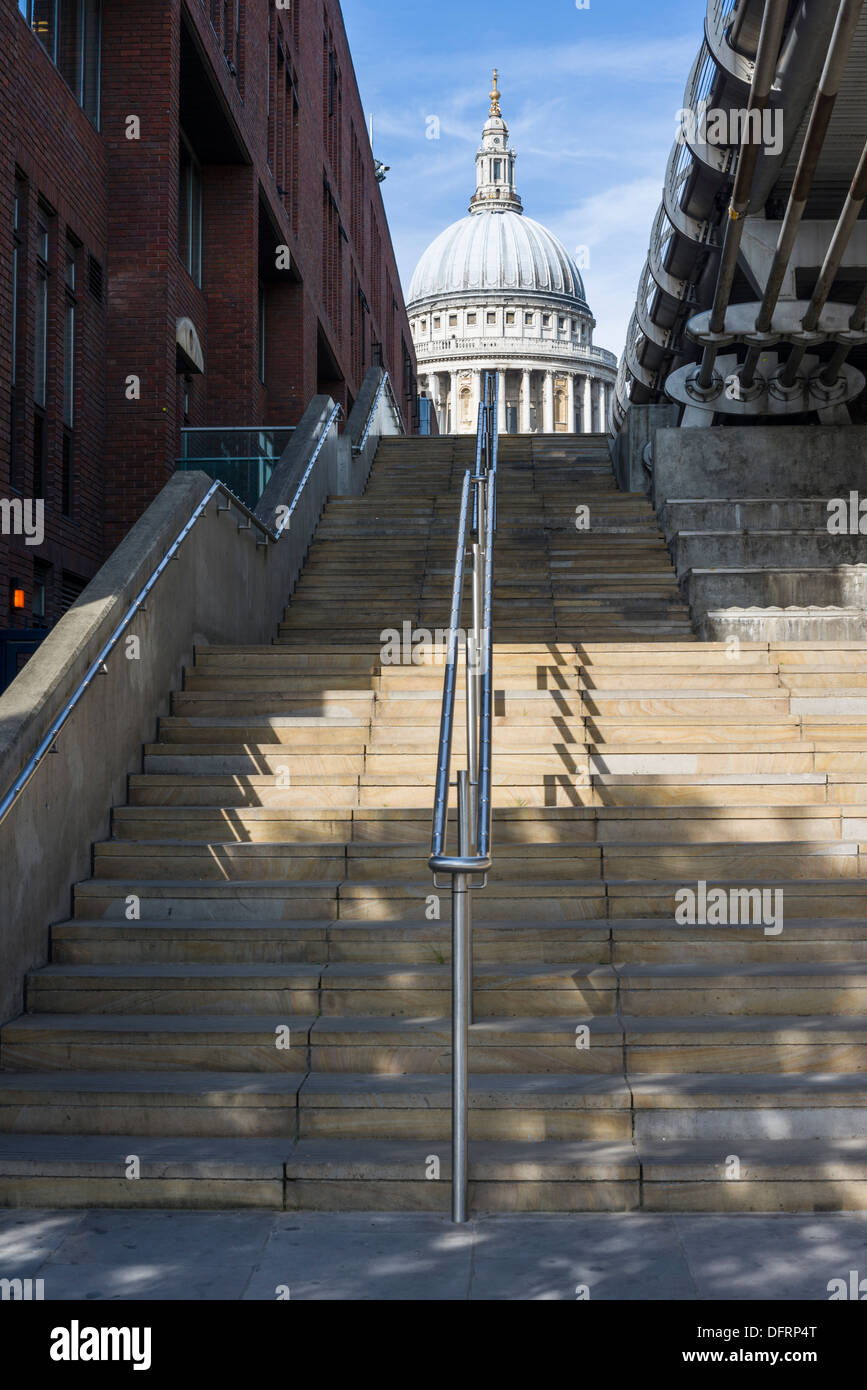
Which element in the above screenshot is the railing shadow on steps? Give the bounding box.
[429,370,499,1223]
[0,367,403,1028]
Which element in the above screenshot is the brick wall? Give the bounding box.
[1,0,417,634]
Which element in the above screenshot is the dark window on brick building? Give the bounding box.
[87,252,103,302]
[62,236,77,516]
[10,175,26,491]
[324,34,341,185]
[18,1,101,126]
[267,12,295,213]
[33,205,52,499]
[209,0,242,90]
[33,560,51,628]
[60,571,86,613]
[258,283,266,384]
[178,132,203,287]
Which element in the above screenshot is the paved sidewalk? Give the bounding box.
[2,1210,866,1300]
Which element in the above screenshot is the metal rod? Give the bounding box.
[471,535,483,835]
[740,0,864,388]
[354,371,405,455]
[477,466,495,861]
[451,858,470,1224]
[780,135,867,387]
[430,372,498,1223]
[466,543,480,852]
[430,471,471,860]
[458,769,474,1030]
[697,0,789,389]
[0,478,228,827]
[820,280,867,384]
[275,400,343,536]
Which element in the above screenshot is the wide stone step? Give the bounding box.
[279,1138,640,1211]
[0,1072,306,1138]
[108,802,850,845]
[50,919,613,966]
[0,1134,290,1208]
[87,839,867,884]
[0,1014,317,1073]
[295,1073,632,1141]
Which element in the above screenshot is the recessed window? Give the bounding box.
[63,235,78,516]
[258,283,266,383]
[466,313,476,325]
[178,131,203,286]
[11,175,26,490]
[33,205,51,498]
[506,311,515,325]
[543,314,551,327]
[524,312,534,325]
[19,1,102,126]
[433,316,440,330]
[487,311,496,325]
[449,313,457,328]
[33,561,50,626]
[420,319,427,332]
[493,160,502,181]
[559,317,566,329]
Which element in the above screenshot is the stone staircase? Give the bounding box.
[1,432,867,1211]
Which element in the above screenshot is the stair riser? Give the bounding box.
[51,941,612,965]
[297,1111,630,1141]
[0,1105,299,1139]
[0,1179,285,1209]
[50,940,867,967]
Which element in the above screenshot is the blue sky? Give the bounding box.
[341,0,702,355]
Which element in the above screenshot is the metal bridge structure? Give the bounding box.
[613,0,867,433]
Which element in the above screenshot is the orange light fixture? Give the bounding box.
[12,588,25,610]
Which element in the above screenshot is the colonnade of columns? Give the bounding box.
[430,368,614,435]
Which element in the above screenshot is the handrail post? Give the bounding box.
[458,768,474,1029]
[452,771,471,1223]
[430,370,497,1225]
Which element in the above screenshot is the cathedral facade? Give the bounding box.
[408,73,617,435]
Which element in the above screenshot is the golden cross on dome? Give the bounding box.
[489,69,501,117]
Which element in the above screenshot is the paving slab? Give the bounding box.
[3,1209,867,1300]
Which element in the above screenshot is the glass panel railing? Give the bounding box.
[176,427,295,509]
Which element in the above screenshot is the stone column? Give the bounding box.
[583,375,593,435]
[497,369,507,434]
[471,370,482,432]
[567,374,576,435]
[543,372,555,434]
[450,371,459,434]
[521,369,532,433]
[436,374,448,434]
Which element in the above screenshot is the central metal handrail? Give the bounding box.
[429,371,498,1223]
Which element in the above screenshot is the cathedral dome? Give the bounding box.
[408,211,588,309]
[406,70,617,438]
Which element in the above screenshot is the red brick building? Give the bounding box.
[1,0,417,654]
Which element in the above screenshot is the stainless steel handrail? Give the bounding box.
[354,370,406,455]
[429,370,499,1223]
[274,400,343,537]
[0,402,346,828]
